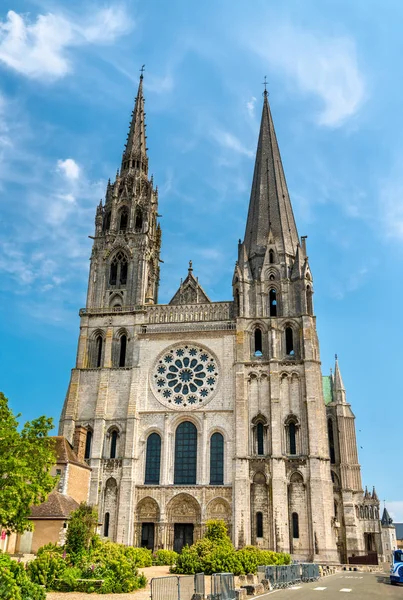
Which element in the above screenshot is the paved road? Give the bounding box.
[258,572,401,599]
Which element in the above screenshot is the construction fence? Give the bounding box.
[150,573,205,600]
[258,563,320,589]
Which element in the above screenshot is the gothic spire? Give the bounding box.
[381,507,393,527]
[243,91,299,268]
[333,355,346,404]
[121,71,148,175]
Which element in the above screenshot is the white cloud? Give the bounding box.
[57,158,80,180]
[0,7,133,80]
[210,127,254,158]
[387,501,403,523]
[249,23,365,127]
[246,96,256,118]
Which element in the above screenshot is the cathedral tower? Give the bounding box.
[87,73,161,311]
[231,90,337,561]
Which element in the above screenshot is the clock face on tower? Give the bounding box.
[151,343,219,409]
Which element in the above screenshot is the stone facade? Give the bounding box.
[59,77,386,563]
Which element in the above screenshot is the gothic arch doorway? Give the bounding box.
[135,497,160,551]
[166,493,201,552]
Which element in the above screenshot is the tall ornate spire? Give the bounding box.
[121,71,148,175]
[243,91,299,270]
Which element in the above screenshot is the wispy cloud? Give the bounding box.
[378,166,403,241]
[248,22,365,127]
[210,127,254,158]
[0,7,133,80]
[246,96,257,118]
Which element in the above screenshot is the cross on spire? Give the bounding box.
[262,76,268,97]
[140,64,145,77]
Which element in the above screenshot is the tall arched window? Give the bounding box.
[254,328,263,356]
[288,422,296,455]
[109,251,128,287]
[256,512,263,537]
[210,432,224,485]
[119,208,128,231]
[110,430,118,459]
[269,249,275,264]
[96,335,103,368]
[234,289,240,316]
[104,211,111,231]
[145,433,161,484]
[135,208,143,232]
[292,512,299,538]
[269,288,277,316]
[104,512,110,537]
[328,418,336,464]
[119,335,127,367]
[84,430,92,459]
[306,286,313,315]
[285,327,294,355]
[257,422,264,455]
[174,422,197,485]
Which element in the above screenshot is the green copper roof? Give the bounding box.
[323,375,333,405]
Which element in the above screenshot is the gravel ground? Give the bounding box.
[46,566,170,600]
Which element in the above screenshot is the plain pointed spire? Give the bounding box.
[121,71,148,174]
[243,89,299,267]
[334,355,346,392]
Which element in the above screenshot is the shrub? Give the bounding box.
[153,549,178,566]
[172,519,292,575]
[65,503,98,562]
[0,552,45,600]
[27,550,66,588]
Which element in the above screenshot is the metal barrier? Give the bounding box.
[211,572,236,599]
[150,573,205,600]
[263,563,319,589]
[301,563,320,582]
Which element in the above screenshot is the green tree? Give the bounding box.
[65,503,99,558]
[0,392,56,533]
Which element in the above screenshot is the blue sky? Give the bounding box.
[1,0,402,519]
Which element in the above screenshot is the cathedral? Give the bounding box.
[59,74,387,564]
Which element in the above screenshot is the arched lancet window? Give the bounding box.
[104,211,111,231]
[119,335,127,367]
[254,328,263,356]
[285,327,294,355]
[256,512,263,538]
[174,422,197,485]
[84,430,92,460]
[145,433,161,484]
[109,251,128,287]
[334,501,338,518]
[234,289,240,316]
[104,512,110,537]
[269,249,275,264]
[119,208,128,231]
[257,422,264,455]
[110,430,118,459]
[96,335,103,368]
[292,512,299,538]
[306,286,313,315]
[135,208,143,232]
[288,422,297,455]
[210,432,224,485]
[269,288,277,317]
[328,418,336,464]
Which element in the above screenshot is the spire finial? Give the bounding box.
[335,353,338,361]
[188,260,193,272]
[262,76,268,97]
[140,64,145,78]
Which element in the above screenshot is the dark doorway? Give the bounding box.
[173,523,194,553]
[141,523,155,551]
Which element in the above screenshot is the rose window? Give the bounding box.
[151,344,219,408]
